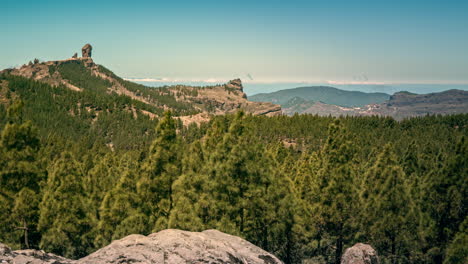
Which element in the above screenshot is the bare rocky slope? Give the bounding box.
[0,229,283,264]
[1,44,280,125]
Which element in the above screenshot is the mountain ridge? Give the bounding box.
[1,44,281,125]
[250,85,468,119]
[249,86,390,107]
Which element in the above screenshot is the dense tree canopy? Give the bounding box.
[0,75,467,264]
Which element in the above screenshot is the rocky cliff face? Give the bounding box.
[0,229,283,264]
[172,79,281,118]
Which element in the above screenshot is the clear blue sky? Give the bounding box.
[2,0,468,84]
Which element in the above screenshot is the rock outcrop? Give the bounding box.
[82,44,92,58]
[0,229,283,264]
[81,229,282,264]
[341,243,380,264]
[227,78,243,91]
[0,243,73,264]
[226,78,247,99]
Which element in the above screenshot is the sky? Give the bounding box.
[2,0,468,86]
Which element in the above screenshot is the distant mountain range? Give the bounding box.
[249,86,468,119]
[249,86,390,108]
[2,43,466,128]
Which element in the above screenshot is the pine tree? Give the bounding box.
[138,111,181,232]
[426,136,467,263]
[85,153,120,220]
[168,141,205,231]
[266,143,312,264]
[444,216,468,264]
[203,111,270,235]
[314,120,358,264]
[38,152,92,258]
[0,100,41,249]
[401,141,434,262]
[0,100,41,194]
[362,144,415,263]
[94,154,147,248]
[11,188,40,249]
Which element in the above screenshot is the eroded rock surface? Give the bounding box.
[82,44,92,58]
[227,78,244,91]
[341,243,380,264]
[0,243,73,264]
[1,229,283,264]
[80,229,282,264]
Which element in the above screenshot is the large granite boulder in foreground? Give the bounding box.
[0,229,283,264]
[80,229,282,263]
[341,243,380,264]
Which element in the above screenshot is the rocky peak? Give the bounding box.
[82,44,92,58]
[227,78,244,92]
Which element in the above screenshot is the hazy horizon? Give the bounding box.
[128,79,468,96]
[2,0,468,90]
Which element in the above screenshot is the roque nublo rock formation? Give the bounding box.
[81,43,92,58]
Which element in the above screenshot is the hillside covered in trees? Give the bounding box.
[0,76,466,263]
[1,47,280,126]
[0,45,466,263]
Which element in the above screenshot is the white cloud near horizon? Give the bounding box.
[327,80,387,85]
[124,77,468,86]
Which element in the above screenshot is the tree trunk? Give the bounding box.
[16,219,29,249]
[335,234,343,264]
[23,219,29,249]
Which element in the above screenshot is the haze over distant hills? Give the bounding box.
[134,80,468,96]
[248,85,468,119]
[249,86,390,108]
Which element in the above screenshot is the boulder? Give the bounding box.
[0,243,11,256]
[79,229,283,264]
[81,44,92,58]
[0,243,72,264]
[341,243,379,264]
[72,53,78,58]
[1,230,283,264]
